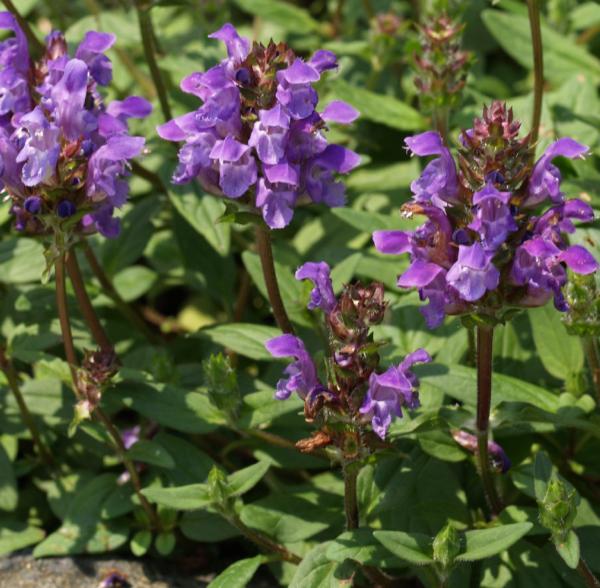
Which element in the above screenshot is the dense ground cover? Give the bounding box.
[1,0,600,586]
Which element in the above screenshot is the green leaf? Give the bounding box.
[330,79,425,131]
[0,520,45,556]
[228,461,271,497]
[181,510,239,543]
[0,443,17,511]
[289,542,354,588]
[199,323,281,360]
[34,474,128,556]
[155,531,176,556]
[232,0,320,32]
[142,484,211,511]
[0,238,45,284]
[238,388,304,429]
[374,530,434,565]
[130,530,152,557]
[419,363,560,413]
[346,160,420,193]
[207,555,266,588]
[529,306,584,381]
[331,208,417,234]
[113,265,158,302]
[481,9,600,83]
[126,440,175,469]
[455,523,533,562]
[240,493,338,543]
[142,461,268,511]
[533,451,554,502]
[554,530,580,569]
[167,182,230,256]
[153,432,215,485]
[66,11,141,44]
[113,381,223,434]
[326,529,404,567]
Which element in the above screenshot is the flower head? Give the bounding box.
[0,15,151,239]
[373,102,598,327]
[158,24,360,229]
[295,261,336,313]
[360,349,431,439]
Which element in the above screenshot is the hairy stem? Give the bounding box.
[55,253,159,529]
[228,514,301,564]
[584,336,600,403]
[577,557,600,588]
[134,0,172,122]
[1,0,45,55]
[66,251,112,352]
[255,224,294,334]
[526,0,544,147]
[81,240,160,345]
[343,461,360,530]
[55,254,80,390]
[0,349,54,468]
[476,326,502,515]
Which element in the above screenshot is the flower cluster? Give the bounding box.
[158,24,360,230]
[265,262,430,441]
[0,13,151,239]
[374,102,598,328]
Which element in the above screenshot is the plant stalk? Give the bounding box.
[80,240,160,345]
[432,106,449,144]
[584,336,600,403]
[55,253,159,529]
[526,0,544,147]
[255,224,294,334]
[228,514,301,564]
[476,325,502,515]
[66,251,112,352]
[1,0,45,56]
[0,349,54,468]
[577,557,600,588]
[343,461,360,530]
[134,0,172,122]
[55,253,80,391]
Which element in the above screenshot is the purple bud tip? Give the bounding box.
[452,228,471,245]
[235,67,251,86]
[57,200,76,218]
[24,196,42,214]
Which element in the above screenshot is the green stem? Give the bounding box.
[432,106,449,144]
[80,240,161,345]
[526,0,544,147]
[134,0,172,122]
[66,251,112,352]
[228,514,301,564]
[0,349,54,468]
[361,0,375,20]
[577,557,600,588]
[476,326,502,515]
[1,0,44,56]
[255,224,294,334]
[584,336,600,403]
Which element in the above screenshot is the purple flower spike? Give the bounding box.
[0,15,150,238]
[360,349,431,439]
[446,243,499,302]
[405,131,459,207]
[265,334,320,400]
[526,138,589,206]
[295,261,336,313]
[157,25,358,228]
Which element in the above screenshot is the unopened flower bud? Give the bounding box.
[203,353,241,416]
[207,466,233,511]
[432,523,461,570]
[539,477,578,540]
